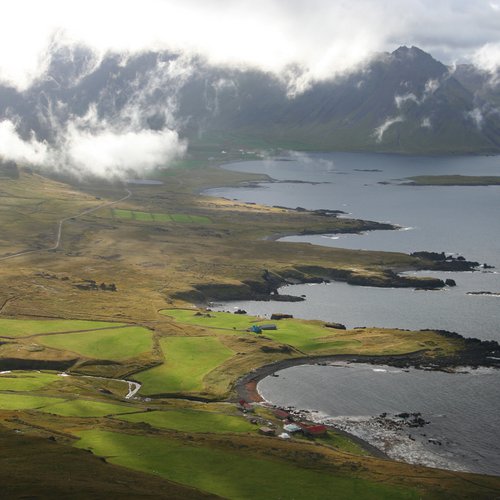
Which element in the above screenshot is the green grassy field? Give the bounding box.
[117,408,255,433]
[44,399,138,417]
[0,319,124,339]
[0,393,66,410]
[75,431,417,500]
[160,309,461,357]
[0,392,136,417]
[112,209,211,224]
[135,336,234,394]
[162,309,359,352]
[37,326,153,360]
[0,371,61,391]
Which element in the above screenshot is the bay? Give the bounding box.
[206,152,500,341]
[206,152,500,475]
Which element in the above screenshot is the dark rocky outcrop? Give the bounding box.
[325,322,347,330]
[270,313,293,320]
[174,262,454,304]
[411,251,483,271]
[75,280,117,291]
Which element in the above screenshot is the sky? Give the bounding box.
[0,0,499,177]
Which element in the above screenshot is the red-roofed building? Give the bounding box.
[298,423,328,437]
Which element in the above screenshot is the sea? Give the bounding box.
[204,152,500,475]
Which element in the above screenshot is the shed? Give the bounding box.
[283,423,302,434]
[259,324,277,331]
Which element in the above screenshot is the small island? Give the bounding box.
[402,175,500,186]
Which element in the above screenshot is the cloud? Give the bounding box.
[63,127,186,177]
[421,117,432,128]
[472,42,500,79]
[373,116,404,142]
[395,78,442,109]
[0,120,49,164]
[1,1,499,91]
[466,108,484,129]
[395,93,419,109]
[0,117,186,179]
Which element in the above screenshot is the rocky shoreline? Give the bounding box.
[234,342,500,406]
[234,346,499,473]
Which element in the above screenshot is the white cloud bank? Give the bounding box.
[64,127,186,177]
[0,119,186,178]
[1,0,499,91]
[0,120,49,164]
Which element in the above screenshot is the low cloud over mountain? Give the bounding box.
[0,44,499,177]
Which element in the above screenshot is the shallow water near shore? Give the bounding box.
[207,152,500,475]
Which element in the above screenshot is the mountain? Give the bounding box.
[1,45,499,155]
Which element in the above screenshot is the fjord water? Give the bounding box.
[207,153,500,340]
[206,152,500,475]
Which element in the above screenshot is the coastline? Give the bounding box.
[212,155,500,475]
[233,352,500,474]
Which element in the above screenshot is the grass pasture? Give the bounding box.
[0,392,136,418]
[161,309,462,356]
[0,393,66,411]
[135,336,234,395]
[75,430,418,500]
[162,309,362,353]
[36,326,153,360]
[111,208,211,224]
[0,371,61,392]
[43,399,138,418]
[117,408,255,434]
[0,319,124,339]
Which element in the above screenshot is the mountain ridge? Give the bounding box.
[1,45,499,157]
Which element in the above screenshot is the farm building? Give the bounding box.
[299,423,328,437]
[283,423,302,434]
